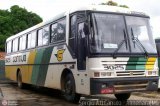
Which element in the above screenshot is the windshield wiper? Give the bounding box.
[131,28,148,57]
[112,29,128,58]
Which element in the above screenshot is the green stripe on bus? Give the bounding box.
[136,65,145,70]
[126,57,138,70]
[36,47,53,86]
[31,48,45,85]
[126,57,147,70]
[126,65,136,70]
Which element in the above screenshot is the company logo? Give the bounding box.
[13,54,26,63]
[55,49,65,61]
[130,72,133,76]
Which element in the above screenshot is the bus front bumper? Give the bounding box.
[90,77,158,95]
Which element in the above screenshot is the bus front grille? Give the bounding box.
[114,81,148,93]
[116,71,145,77]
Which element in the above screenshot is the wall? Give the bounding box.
[0,52,5,79]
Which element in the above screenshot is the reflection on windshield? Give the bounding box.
[131,28,148,56]
[90,13,129,53]
[126,16,157,54]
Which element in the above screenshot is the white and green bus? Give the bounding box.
[5,5,159,102]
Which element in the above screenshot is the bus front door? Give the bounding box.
[77,22,86,71]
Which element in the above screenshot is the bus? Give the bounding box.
[5,5,159,102]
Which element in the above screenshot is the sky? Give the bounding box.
[0,0,159,38]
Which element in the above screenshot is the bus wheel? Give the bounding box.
[17,71,24,89]
[62,74,80,103]
[114,93,131,101]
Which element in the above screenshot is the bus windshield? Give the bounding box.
[90,13,157,55]
[126,16,157,54]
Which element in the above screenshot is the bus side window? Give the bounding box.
[12,38,18,52]
[38,29,43,46]
[22,35,26,50]
[51,18,66,43]
[27,33,31,49]
[19,37,23,50]
[51,23,57,43]
[27,31,36,49]
[38,26,49,46]
[7,41,12,53]
[42,25,49,45]
[19,35,26,50]
[69,15,77,56]
[31,31,37,48]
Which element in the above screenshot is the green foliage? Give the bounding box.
[107,0,118,6]
[0,5,43,51]
[101,0,129,8]
[119,5,129,8]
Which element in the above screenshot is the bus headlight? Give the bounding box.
[94,72,114,77]
[147,71,158,76]
[101,72,111,77]
[148,71,152,75]
[94,72,100,77]
[152,71,157,76]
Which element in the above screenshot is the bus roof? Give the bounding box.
[6,5,148,42]
[69,5,148,16]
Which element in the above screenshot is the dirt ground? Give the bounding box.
[0,80,160,106]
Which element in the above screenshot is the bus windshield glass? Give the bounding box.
[90,13,157,55]
[90,13,129,54]
[126,16,157,54]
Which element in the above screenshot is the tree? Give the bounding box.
[101,0,129,8]
[107,0,118,6]
[119,5,129,8]
[0,5,43,51]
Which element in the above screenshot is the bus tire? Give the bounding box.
[62,74,80,103]
[17,71,25,89]
[114,93,131,101]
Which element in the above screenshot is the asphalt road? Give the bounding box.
[0,80,160,106]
